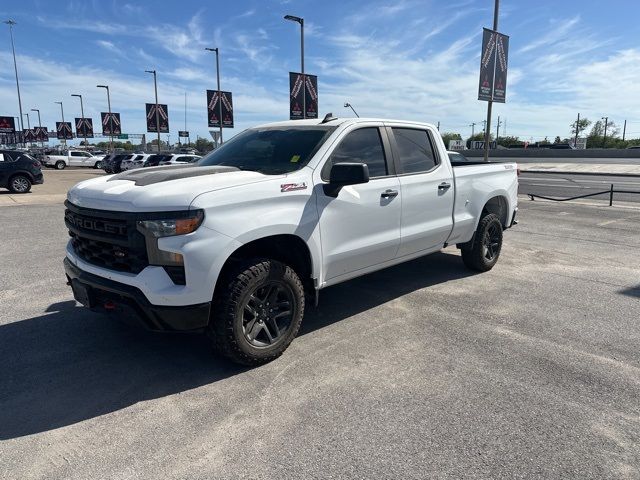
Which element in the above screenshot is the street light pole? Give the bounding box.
[31,108,43,147]
[344,102,359,117]
[71,94,87,146]
[483,0,499,162]
[470,122,476,138]
[55,101,66,147]
[97,85,113,152]
[205,48,224,145]
[4,20,24,141]
[284,15,305,119]
[145,70,161,152]
[602,116,608,148]
[23,113,30,146]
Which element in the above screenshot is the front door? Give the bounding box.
[316,126,401,282]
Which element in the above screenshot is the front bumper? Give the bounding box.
[64,257,211,332]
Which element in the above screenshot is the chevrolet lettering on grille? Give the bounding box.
[66,213,127,236]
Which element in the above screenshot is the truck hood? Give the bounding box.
[67,165,276,211]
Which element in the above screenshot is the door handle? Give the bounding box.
[381,189,398,199]
[438,182,451,191]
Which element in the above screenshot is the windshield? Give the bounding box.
[198,126,335,174]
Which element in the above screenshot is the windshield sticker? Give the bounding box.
[290,155,301,163]
[281,182,307,192]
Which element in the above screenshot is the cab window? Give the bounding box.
[323,128,387,180]
[392,128,438,174]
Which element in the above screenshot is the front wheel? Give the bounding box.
[460,213,503,272]
[55,161,66,170]
[9,175,32,193]
[209,259,305,366]
[94,161,103,169]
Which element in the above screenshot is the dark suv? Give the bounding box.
[143,154,173,167]
[0,150,44,193]
[102,154,129,174]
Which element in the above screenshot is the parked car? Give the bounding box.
[0,149,44,193]
[158,154,201,165]
[64,117,518,365]
[44,150,104,169]
[118,154,138,171]
[122,154,152,171]
[102,154,129,174]
[142,153,173,167]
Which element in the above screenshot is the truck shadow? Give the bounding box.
[0,251,474,440]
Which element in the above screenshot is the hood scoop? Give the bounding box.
[108,165,240,186]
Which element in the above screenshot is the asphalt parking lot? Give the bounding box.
[1,195,640,478]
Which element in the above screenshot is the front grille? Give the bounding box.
[65,202,149,274]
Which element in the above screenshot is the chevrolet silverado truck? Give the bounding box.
[45,150,104,169]
[64,117,518,365]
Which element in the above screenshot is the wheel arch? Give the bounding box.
[482,194,510,228]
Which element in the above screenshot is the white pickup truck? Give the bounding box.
[64,117,518,365]
[44,150,104,170]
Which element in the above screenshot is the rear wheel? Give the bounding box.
[55,161,65,170]
[208,259,305,366]
[460,213,503,272]
[9,175,32,193]
[94,161,103,169]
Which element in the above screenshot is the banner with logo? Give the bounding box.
[34,126,49,142]
[75,117,94,138]
[304,74,318,119]
[23,129,37,143]
[101,112,121,136]
[56,122,73,140]
[289,72,304,120]
[0,116,16,133]
[146,103,169,133]
[206,90,234,128]
[478,28,509,103]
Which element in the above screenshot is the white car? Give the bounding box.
[64,117,518,365]
[158,154,201,165]
[44,150,104,169]
[121,154,151,171]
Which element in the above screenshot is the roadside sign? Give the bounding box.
[56,122,74,140]
[178,131,189,138]
[146,103,169,133]
[472,140,497,149]
[118,134,129,140]
[101,112,122,136]
[75,117,94,138]
[207,90,234,128]
[571,137,587,150]
[448,139,465,151]
[0,116,16,133]
[209,131,221,143]
[478,28,509,103]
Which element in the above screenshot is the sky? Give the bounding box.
[1,0,640,145]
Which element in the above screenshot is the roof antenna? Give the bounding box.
[321,112,337,124]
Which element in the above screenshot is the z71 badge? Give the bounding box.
[281,183,307,192]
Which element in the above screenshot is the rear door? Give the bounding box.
[315,125,401,282]
[69,151,84,166]
[387,125,454,257]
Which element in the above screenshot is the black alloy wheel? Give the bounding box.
[241,281,295,347]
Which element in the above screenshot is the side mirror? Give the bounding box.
[324,162,369,196]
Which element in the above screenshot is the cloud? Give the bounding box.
[517,15,580,54]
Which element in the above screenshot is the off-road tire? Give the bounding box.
[9,174,31,193]
[460,213,503,272]
[208,259,305,366]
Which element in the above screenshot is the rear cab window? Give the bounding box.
[391,128,439,174]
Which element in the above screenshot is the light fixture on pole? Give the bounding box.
[31,108,43,147]
[204,48,224,145]
[71,94,87,146]
[97,85,113,152]
[344,102,359,117]
[4,20,24,134]
[55,101,66,147]
[284,15,305,119]
[145,70,161,152]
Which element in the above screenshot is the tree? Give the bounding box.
[440,132,462,148]
[570,117,591,137]
[554,136,562,144]
[496,135,522,147]
[194,137,214,154]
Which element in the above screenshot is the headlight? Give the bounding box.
[137,210,204,238]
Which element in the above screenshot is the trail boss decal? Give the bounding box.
[280,182,307,192]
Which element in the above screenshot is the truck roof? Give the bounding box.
[255,117,437,130]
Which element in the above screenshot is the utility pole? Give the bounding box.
[482,120,487,136]
[55,101,66,147]
[97,85,113,152]
[71,94,87,146]
[437,121,440,131]
[574,113,580,147]
[622,119,627,141]
[469,122,476,138]
[284,15,305,119]
[483,0,499,162]
[602,116,608,148]
[23,113,30,146]
[496,115,501,144]
[205,48,224,145]
[145,70,161,152]
[184,91,187,147]
[4,20,24,139]
[31,108,43,147]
